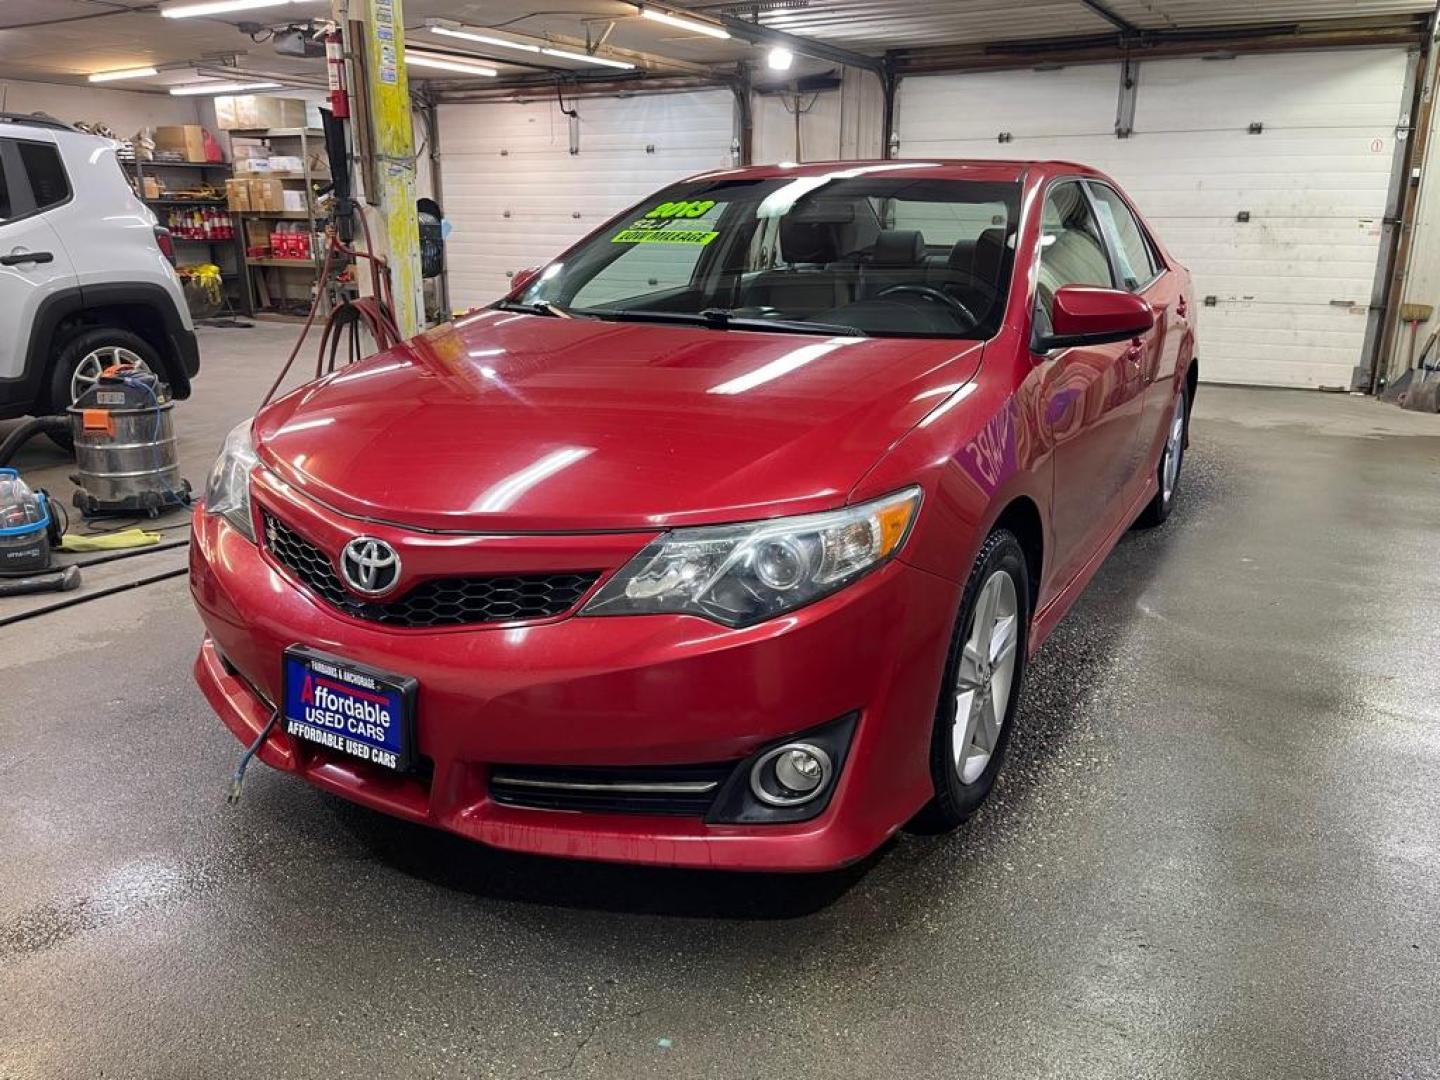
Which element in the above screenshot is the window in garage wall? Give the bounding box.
[894,49,1412,389]
[437,89,736,308]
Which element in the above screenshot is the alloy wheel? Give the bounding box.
[71,346,149,403]
[1162,390,1185,503]
[952,569,1020,784]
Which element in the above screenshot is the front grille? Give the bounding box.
[490,762,737,816]
[262,512,599,629]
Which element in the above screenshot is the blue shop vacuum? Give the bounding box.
[0,468,79,596]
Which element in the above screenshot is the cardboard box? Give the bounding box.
[244,218,272,251]
[214,95,308,131]
[152,125,217,163]
[141,176,162,200]
[235,158,272,174]
[248,178,284,212]
[282,190,308,213]
[225,178,251,211]
[268,155,303,174]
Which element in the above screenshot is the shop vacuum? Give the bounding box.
[0,468,78,596]
[69,365,190,517]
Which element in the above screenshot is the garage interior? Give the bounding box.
[2,1,1439,1077]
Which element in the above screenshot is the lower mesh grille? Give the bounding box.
[489,762,736,816]
[262,511,599,628]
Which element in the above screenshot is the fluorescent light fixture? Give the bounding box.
[88,66,159,83]
[405,50,499,77]
[639,6,730,39]
[169,81,280,96]
[540,47,636,70]
[429,25,541,54]
[766,46,793,71]
[161,0,318,17]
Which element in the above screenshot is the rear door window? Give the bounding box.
[0,148,10,221]
[17,141,69,211]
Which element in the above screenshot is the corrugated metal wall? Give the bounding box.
[437,90,736,308]
[897,49,1412,388]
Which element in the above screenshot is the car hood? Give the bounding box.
[254,310,984,532]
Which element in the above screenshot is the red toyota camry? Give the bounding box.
[192,159,1195,872]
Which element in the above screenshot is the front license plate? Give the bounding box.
[282,646,416,771]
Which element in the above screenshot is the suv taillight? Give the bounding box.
[153,225,176,265]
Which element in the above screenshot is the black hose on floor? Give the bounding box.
[0,567,189,628]
[0,416,69,466]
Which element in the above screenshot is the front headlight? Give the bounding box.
[581,487,921,628]
[204,419,259,541]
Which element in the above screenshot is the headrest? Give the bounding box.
[780,219,840,264]
[952,227,1007,281]
[871,229,924,266]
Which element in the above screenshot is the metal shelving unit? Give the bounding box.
[228,128,330,321]
[124,157,250,317]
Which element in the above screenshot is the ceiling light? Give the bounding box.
[160,0,319,17]
[405,50,499,77]
[429,26,541,54]
[169,81,281,96]
[540,47,636,70]
[766,47,793,71]
[639,6,730,40]
[88,66,160,83]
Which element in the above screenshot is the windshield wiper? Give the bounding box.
[494,299,581,319]
[582,307,867,337]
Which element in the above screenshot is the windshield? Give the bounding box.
[510,172,1021,339]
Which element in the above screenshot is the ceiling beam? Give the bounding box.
[705,12,885,75]
[887,13,1431,75]
[430,73,730,104]
[190,63,329,90]
[423,18,715,78]
[1077,0,1140,35]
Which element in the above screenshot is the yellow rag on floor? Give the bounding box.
[59,529,162,552]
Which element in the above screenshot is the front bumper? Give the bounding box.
[190,504,959,872]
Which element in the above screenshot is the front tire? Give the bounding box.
[910,529,1031,833]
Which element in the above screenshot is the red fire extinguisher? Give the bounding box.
[326,27,350,119]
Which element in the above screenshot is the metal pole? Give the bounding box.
[356,0,424,338]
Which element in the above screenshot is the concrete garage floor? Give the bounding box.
[2,324,1439,1079]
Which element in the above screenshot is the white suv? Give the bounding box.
[0,112,199,431]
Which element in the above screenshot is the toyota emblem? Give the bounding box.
[339,537,401,596]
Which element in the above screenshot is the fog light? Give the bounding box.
[750,742,832,807]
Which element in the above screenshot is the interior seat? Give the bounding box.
[740,219,851,315]
[859,229,926,300]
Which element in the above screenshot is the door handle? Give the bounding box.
[0,250,54,266]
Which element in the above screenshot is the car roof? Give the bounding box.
[0,112,76,135]
[688,158,1108,186]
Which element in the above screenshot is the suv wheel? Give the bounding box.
[46,329,168,450]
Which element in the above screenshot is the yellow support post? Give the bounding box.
[355,0,423,337]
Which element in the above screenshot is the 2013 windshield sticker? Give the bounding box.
[612,199,719,245]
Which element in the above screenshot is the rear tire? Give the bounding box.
[44,328,167,451]
[908,529,1031,834]
[1135,382,1188,528]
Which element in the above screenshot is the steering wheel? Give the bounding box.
[877,284,979,326]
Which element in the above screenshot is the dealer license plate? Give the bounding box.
[282,646,416,771]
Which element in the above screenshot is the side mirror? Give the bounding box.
[1037,285,1154,352]
[509,266,541,294]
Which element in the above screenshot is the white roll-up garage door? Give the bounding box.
[437,90,735,308]
[896,49,1412,388]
